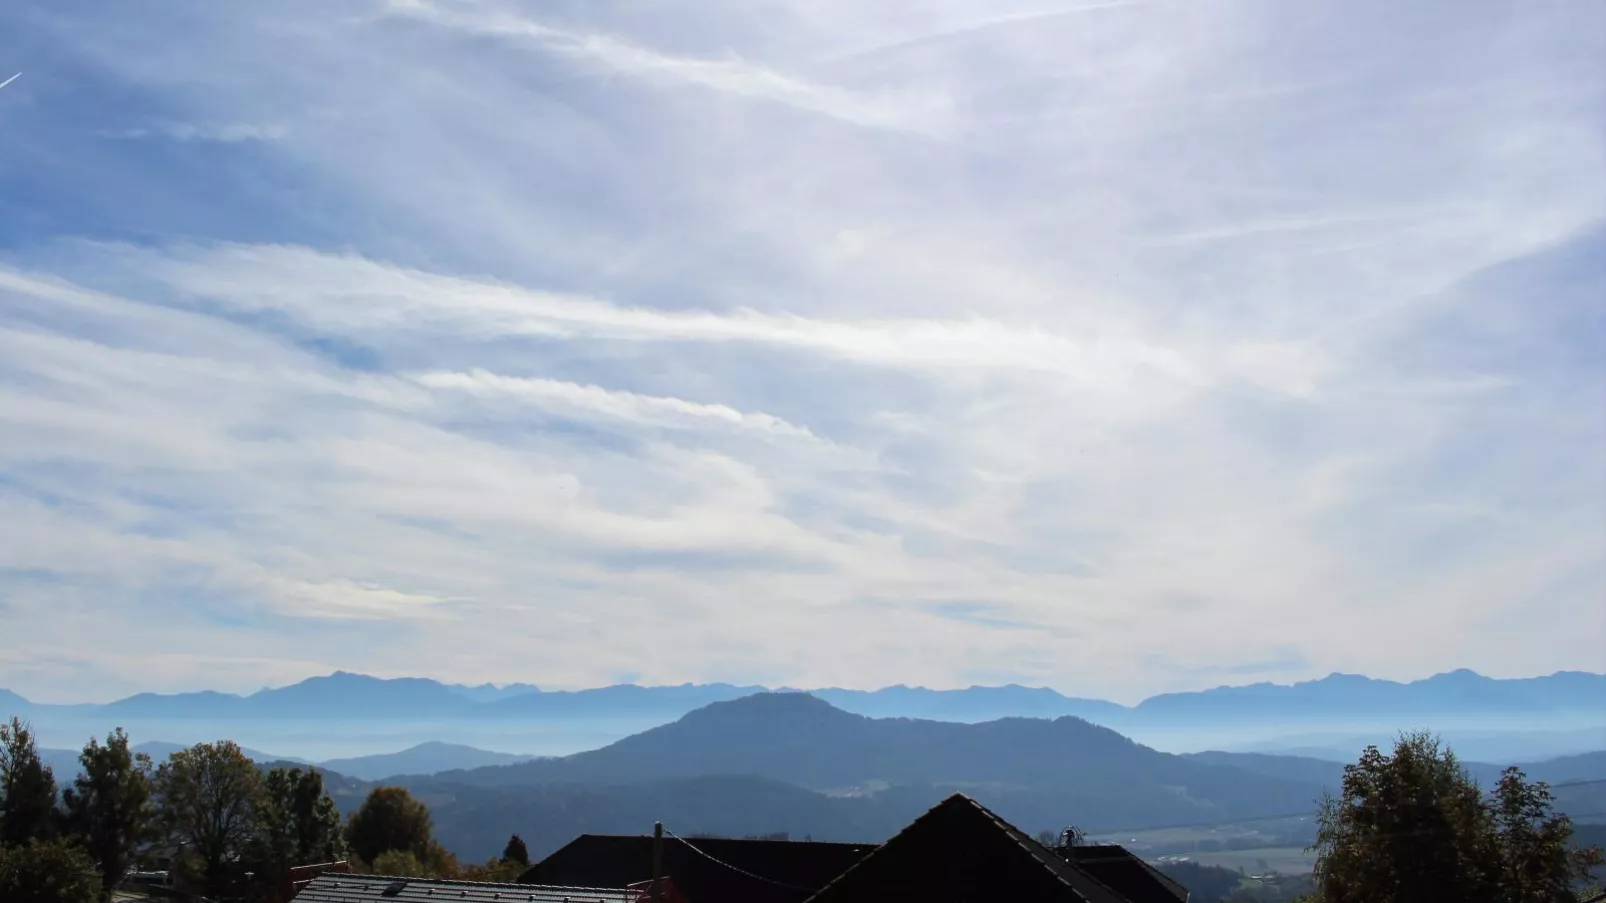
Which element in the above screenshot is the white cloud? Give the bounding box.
[0,0,1601,701]
[385,0,956,135]
[413,369,822,440]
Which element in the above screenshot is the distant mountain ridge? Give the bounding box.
[382,694,1606,861]
[422,693,1322,817]
[5,668,1602,728]
[320,741,535,780]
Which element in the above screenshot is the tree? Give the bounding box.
[1,716,58,846]
[370,849,429,878]
[252,766,344,874]
[344,787,433,865]
[0,837,101,903]
[502,833,529,866]
[1310,732,1604,903]
[153,741,263,891]
[1489,766,1604,903]
[62,728,153,900]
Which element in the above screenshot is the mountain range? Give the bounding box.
[23,691,1604,864]
[339,695,1606,861]
[37,739,531,783]
[6,668,1601,724]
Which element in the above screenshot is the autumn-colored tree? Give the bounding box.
[1311,732,1603,903]
[0,717,58,845]
[61,729,153,901]
[371,849,429,878]
[153,741,263,890]
[343,787,434,865]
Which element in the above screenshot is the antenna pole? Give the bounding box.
[652,822,663,903]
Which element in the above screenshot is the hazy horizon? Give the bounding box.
[7,664,1604,707]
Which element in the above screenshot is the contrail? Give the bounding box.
[0,72,20,91]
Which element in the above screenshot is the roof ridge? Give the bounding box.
[804,793,1122,903]
[315,873,632,893]
[959,795,1112,903]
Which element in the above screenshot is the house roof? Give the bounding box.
[293,873,640,903]
[803,794,1146,903]
[1061,845,1189,903]
[519,834,876,903]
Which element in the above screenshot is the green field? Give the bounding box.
[1155,846,1316,875]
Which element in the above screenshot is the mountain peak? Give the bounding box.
[683,691,852,722]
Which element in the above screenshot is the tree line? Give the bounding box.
[0,718,531,902]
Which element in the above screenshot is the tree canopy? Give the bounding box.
[502,833,530,866]
[254,766,345,873]
[154,740,263,888]
[344,786,435,865]
[0,838,102,903]
[1311,732,1603,903]
[61,728,153,900]
[0,717,58,847]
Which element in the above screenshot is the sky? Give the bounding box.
[0,0,1602,704]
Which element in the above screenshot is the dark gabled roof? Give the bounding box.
[293,873,638,903]
[1061,845,1189,903]
[520,834,876,903]
[804,794,1135,903]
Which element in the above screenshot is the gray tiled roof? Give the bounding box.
[294,874,639,903]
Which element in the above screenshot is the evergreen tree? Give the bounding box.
[0,717,59,846]
[62,729,153,901]
[502,833,530,866]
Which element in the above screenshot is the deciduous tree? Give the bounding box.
[344,787,434,865]
[153,741,262,890]
[1310,732,1603,903]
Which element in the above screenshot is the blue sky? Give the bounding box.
[0,0,1602,703]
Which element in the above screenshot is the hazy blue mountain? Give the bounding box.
[1241,724,1606,764]
[0,688,30,716]
[36,740,299,778]
[102,690,246,718]
[480,682,764,717]
[1516,750,1606,785]
[320,741,535,780]
[812,684,1126,721]
[444,682,543,703]
[244,671,471,718]
[423,693,1326,822]
[4,670,1602,750]
[1138,670,1606,721]
[1182,751,1347,786]
[38,746,84,779]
